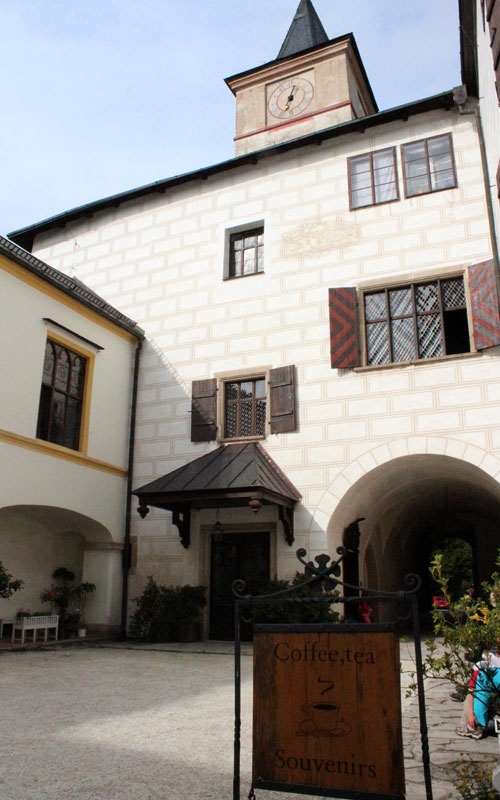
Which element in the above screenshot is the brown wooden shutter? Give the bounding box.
[469,260,500,350]
[329,287,360,368]
[191,379,217,441]
[269,365,297,434]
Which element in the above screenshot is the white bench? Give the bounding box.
[11,615,59,644]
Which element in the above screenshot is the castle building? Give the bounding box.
[8,0,500,635]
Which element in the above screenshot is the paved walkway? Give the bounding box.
[0,638,499,799]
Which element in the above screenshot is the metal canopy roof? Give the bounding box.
[133,442,302,548]
[277,0,329,59]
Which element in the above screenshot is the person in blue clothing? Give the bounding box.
[456,649,500,739]
[473,665,500,731]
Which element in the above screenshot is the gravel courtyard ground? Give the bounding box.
[1,641,499,800]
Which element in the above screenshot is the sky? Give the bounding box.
[1,0,461,238]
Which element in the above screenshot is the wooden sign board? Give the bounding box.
[253,626,405,799]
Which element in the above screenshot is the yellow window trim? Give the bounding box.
[0,428,127,478]
[43,332,95,454]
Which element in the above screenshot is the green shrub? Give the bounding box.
[129,578,207,641]
[250,572,340,624]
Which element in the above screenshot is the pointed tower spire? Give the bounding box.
[277,0,329,59]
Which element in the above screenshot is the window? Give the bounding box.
[402,134,457,197]
[224,378,266,438]
[364,277,470,365]
[191,366,297,442]
[329,261,500,369]
[228,227,264,278]
[348,148,399,209]
[36,339,87,450]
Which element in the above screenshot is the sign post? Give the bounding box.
[232,550,432,800]
[252,625,405,799]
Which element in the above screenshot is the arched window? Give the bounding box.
[36,340,87,450]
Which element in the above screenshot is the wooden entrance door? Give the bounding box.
[210,531,270,640]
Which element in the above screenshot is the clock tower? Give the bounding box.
[225,0,378,156]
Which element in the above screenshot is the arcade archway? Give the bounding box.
[327,454,500,620]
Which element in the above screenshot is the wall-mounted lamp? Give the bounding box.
[249,498,261,513]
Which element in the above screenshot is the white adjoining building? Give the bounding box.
[7,0,500,636]
[0,235,143,635]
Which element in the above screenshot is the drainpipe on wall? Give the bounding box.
[120,334,143,639]
[457,91,500,306]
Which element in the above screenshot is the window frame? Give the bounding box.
[36,335,93,452]
[329,261,500,370]
[348,146,399,210]
[223,221,265,281]
[221,375,268,440]
[362,275,471,366]
[401,133,457,198]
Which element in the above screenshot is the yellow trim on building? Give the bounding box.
[42,331,96,455]
[0,253,138,343]
[0,428,127,478]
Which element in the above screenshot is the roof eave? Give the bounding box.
[9,91,456,251]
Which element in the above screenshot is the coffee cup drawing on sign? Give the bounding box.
[297,700,352,738]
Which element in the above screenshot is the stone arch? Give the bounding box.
[316,437,500,619]
[0,505,116,626]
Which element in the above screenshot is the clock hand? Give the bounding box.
[284,86,297,111]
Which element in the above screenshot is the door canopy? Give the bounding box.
[133,442,302,548]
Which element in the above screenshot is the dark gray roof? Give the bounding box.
[278,0,329,59]
[8,91,456,252]
[133,441,302,508]
[0,234,143,339]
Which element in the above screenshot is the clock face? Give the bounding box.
[267,76,314,121]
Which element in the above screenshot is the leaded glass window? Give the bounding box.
[402,134,457,197]
[364,277,470,365]
[37,340,86,450]
[224,378,266,438]
[228,227,264,278]
[349,148,399,209]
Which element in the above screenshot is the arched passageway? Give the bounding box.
[0,505,119,631]
[327,454,500,621]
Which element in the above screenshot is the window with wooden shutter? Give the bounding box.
[269,365,297,434]
[329,267,500,369]
[363,277,470,365]
[191,379,217,441]
[329,287,360,368]
[468,259,500,350]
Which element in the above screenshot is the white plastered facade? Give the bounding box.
[0,252,139,631]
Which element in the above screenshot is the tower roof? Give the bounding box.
[278,0,329,59]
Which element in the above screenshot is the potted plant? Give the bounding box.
[40,567,96,638]
[71,581,96,638]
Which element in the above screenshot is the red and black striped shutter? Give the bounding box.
[269,365,297,434]
[191,379,217,441]
[469,259,500,350]
[328,287,360,368]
